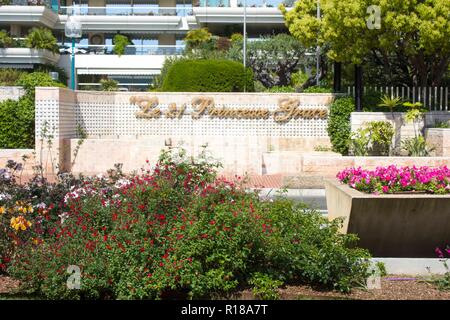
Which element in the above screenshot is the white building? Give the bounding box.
[0,0,291,90]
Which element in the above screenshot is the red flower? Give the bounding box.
[209,220,216,225]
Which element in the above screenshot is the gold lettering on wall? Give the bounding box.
[132,96,161,119]
[130,96,328,122]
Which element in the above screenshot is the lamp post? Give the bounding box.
[65,15,82,90]
[316,0,320,86]
[243,0,247,92]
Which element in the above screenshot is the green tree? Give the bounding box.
[184,28,212,50]
[230,34,307,88]
[281,0,450,87]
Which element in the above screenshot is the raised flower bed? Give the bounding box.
[325,166,450,258]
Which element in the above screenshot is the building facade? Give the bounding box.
[0,0,290,90]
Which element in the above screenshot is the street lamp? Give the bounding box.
[65,15,82,90]
[316,0,320,86]
[243,0,247,92]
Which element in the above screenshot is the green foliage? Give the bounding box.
[282,0,450,87]
[16,71,64,97]
[249,273,283,300]
[0,97,34,148]
[0,72,64,148]
[351,128,370,157]
[432,121,450,129]
[378,95,402,116]
[112,34,130,57]
[402,136,434,157]
[327,97,355,155]
[184,28,212,50]
[264,86,296,93]
[25,28,59,53]
[162,59,254,92]
[100,79,119,91]
[0,30,13,48]
[351,121,394,156]
[303,86,332,93]
[230,33,243,44]
[0,69,26,86]
[290,70,309,87]
[245,34,306,88]
[34,64,69,86]
[7,148,371,299]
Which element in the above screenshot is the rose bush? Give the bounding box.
[3,148,371,299]
[337,166,450,194]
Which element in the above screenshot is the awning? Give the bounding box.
[77,68,160,75]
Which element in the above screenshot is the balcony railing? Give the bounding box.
[59,6,194,16]
[60,44,185,56]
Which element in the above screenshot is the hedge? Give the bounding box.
[162,59,254,92]
[327,97,355,155]
[0,97,34,149]
[0,72,64,149]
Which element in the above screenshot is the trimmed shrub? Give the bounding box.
[0,96,34,148]
[327,97,355,155]
[0,72,64,148]
[162,59,254,92]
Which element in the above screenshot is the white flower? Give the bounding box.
[58,212,69,224]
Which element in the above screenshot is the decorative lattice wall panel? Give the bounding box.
[74,103,329,138]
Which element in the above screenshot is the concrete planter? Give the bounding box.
[426,128,450,157]
[325,178,450,258]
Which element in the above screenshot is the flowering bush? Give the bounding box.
[3,148,371,298]
[337,166,450,194]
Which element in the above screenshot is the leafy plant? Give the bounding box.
[402,136,434,157]
[184,28,212,50]
[327,97,355,155]
[100,78,119,91]
[249,273,283,300]
[290,70,308,87]
[378,95,402,117]
[0,72,64,149]
[25,28,59,53]
[351,121,394,156]
[230,33,243,44]
[0,30,13,48]
[303,86,333,93]
[0,69,26,86]
[264,86,296,93]
[6,148,371,299]
[112,34,130,57]
[351,128,370,156]
[432,121,450,129]
[162,59,254,92]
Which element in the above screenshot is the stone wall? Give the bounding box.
[35,88,336,175]
[425,128,450,157]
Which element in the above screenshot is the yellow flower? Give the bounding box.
[0,207,5,215]
[10,216,32,232]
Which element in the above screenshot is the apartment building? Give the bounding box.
[0,0,290,90]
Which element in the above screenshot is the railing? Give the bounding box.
[59,6,194,16]
[345,86,450,111]
[61,44,185,56]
